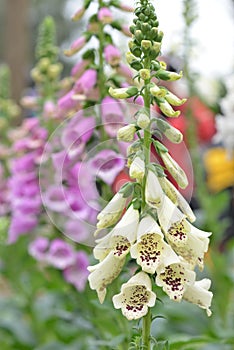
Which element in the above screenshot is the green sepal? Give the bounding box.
[119,182,134,198]
[153,139,168,153]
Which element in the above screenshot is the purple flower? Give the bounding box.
[46,239,76,269]
[10,153,35,173]
[74,69,97,94]
[61,116,95,158]
[64,36,87,56]
[71,60,90,78]
[28,237,49,261]
[42,185,69,213]
[58,90,78,112]
[101,97,125,137]
[90,149,125,185]
[104,45,121,67]
[64,219,90,243]
[8,214,38,244]
[12,196,41,215]
[63,251,89,291]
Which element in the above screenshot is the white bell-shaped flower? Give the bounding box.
[156,261,196,301]
[145,170,164,208]
[96,192,127,232]
[130,215,179,274]
[112,271,156,320]
[129,156,145,181]
[183,278,213,316]
[88,251,126,304]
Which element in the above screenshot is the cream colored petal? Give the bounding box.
[88,251,125,303]
[130,233,179,274]
[113,272,156,320]
[183,279,213,316]
[145,170,164,208]
[156,262,196,301]
[136,215,163,239]
[129,156,145,181]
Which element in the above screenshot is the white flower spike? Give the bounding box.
[113,271,156,320]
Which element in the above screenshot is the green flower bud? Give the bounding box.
[152,42,161,55]
[141,40,152,50]
[141,23,151,33]
[151,60,161,71]
[126,51,135,64]
[48,63,62,79]
[157,99,181,118]
[136,112,150,129]
[132,47,142,58]
[150,85,167,98]
[38,57,51,72]
[165,91,187,106]
[109,86,138,99]
[139,69,151,80]
[130,60,144,71]
[135,30,143,42]
[157,70,183,81]
[157,30,164,41]
[156,119,183,143]
[117,124,136,142]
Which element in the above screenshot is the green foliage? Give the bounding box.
[35,16,58,61]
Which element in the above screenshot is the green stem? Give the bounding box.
[142,57,152,209]
[141,58,152,348]
[142,308,151,349]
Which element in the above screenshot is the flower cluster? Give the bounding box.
[29,237,89,291]
[89,0,213,321]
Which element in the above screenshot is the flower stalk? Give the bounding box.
[89,0,213,347]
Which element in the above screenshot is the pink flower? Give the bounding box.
[64,36,87,57]
[58,90,79,112]
[42,185,70,213]
[63,251,89,291]
[71,60,90,79]
[46,239,76,269]
[98,7,113,24]
[28,237,49,261]
[74,69,97,94]
[101,96,125,137]
[43,100,57,119]
[90,149,125,185]
[64,219,90,243]
[61,116,95,158]
[8,214,38,244]
[104,44,121,67]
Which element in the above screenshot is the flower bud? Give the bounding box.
[129,155,145,181]
[141,40,152,50]
[139,69,150,80]
[109,86,138,99]
[38,57,51,72]
[150,85,167,98]
[48,64,63,79]
[159,151,188,189]
[156,119,183,143]
[165,91,187,106]
[98,7,113,24]
[152,42,161,56]
[117,124,136,142]
[157,70,183,81]
[72,7,85,21]
[136,111,150,129]
[135,30,143,42]
[157,99,181,118]
[126,52,135,64]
